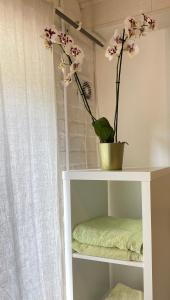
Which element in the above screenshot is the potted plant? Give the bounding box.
[42,13,155,170]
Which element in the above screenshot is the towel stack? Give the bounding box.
[104,283,144,300]
[72,216,143,262]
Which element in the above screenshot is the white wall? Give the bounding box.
[63,0,82,20]
[95,27,170,167]
[80,0,170,29]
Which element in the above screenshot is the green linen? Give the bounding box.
[105,283,144,300]
[73,216,143,254]
[72,240,143,262]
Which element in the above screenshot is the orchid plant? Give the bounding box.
[42,26,84,85]
[42,13,155,144]
[104,13,156,143]
[42,26,96,122]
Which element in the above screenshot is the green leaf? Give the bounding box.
[92,117,115,143]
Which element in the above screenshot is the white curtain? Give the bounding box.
[0,0,63,299]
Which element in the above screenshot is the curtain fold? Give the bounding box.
[0,0,63,299]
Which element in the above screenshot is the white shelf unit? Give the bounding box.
[62,168,170,300]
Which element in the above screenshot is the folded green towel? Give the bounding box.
[105,283,144,300]
[72,240,143,262]
[73,217,143,254]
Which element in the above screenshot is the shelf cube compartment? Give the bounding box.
[63,168,170,300]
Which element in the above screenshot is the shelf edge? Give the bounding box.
[72,253,144,268]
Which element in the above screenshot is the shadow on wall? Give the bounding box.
[96,27,170,168]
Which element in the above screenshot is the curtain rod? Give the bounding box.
[55,8,104,48]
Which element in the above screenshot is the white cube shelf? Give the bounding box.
[62,168,170,300]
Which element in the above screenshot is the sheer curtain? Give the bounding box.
[0,0,63,299]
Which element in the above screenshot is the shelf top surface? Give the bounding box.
[72,253,144,268]
[63,167,170,181]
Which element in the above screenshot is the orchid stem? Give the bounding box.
[113,29,125,142]
[59,45,96,123]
